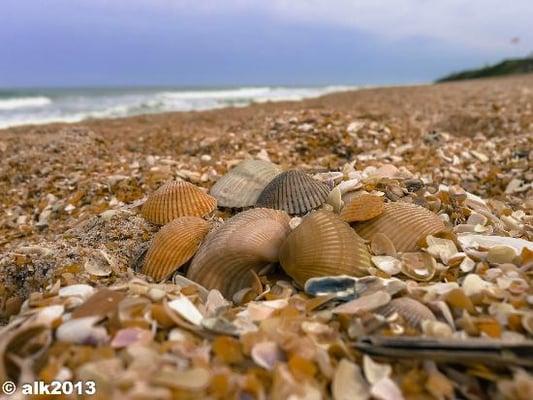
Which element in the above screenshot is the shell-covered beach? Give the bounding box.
[0,75,532,399]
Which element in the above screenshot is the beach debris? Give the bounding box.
[340,193,384,222]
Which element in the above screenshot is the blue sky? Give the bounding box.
[1,0,531,87]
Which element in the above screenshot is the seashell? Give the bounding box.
[371,256,401,275]
[209,159,282,208]
[370,233,397,257]
[354,202,446,252]
[340,194,384,222]
[363,355,392,385]
[332,291,391,314]
[56,316,109,345]
[377,297,436,328]
[487,245,517,264]
[279,211,372,287]
[370,377,404,400]
[421,320,453,338]
[141,180,216,224]
[142,217,210,281]
[332,359,370,400]
[251,341,284,371]
[255,170,330,215]
[166,295,204,326]
[400,252,436,281]
[304,275,358,301]
[457,234,533,254]
[187,208,291,298]
[326,186,343,213]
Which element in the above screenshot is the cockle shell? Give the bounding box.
[256,170,330,215]
[141,180,216,224]
[377,297,436,328]
[279,211,372,287]
[186,208,291,298]
[142,217,210,281]
[340,194,384,222]
[354,202,446,252]
[209,159,282,208]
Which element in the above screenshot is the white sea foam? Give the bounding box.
[0,96,52,110]
[0,86,357,129]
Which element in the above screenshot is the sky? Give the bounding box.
[1,0,532,87]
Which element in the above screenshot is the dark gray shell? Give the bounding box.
[255,170,330,215]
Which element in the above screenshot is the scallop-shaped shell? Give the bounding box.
[377,297,436,328]
[186,208,291,298]
[279,211,372,287]
[209,160,282,208]
[354,202,446,252]
[142,217,210,281]
[142,181,216,224]
[340,194,384,222]
[256,170,330,215]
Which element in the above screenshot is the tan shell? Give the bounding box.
[279,211,372,287]
[377,297,436,328]
[256,170,330,215]
[186,208,291,298]
[354,202,446,252]
[142,180,216,224]
[209,160,282,208]
[340,194,384,222]
[400,252,437,281]
[142,217,210,281]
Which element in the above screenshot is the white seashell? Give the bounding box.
[487,245,517,264]
[289,216,303,230]
[167,296,204,326]
[426,235,458,264]
[332,291,391,315]
[332,359,370,400]
[251,341,284,370]
[338,179,362,195]
[363,355,392,385]
[457,234,532,254]
[327,186,343,213]
[56,316,109,345]
[421,320,453,338]
[459,256,476,273]
[370,377,404,400]
[371,256,401,275]
[462,274,494,297]
[58,284,95,300]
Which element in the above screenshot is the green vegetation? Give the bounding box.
[437,56,533,82]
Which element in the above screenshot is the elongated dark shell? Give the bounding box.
[354,202,446,252]
[142,181,217,224]
[279,211,372,287]
[255,170,330,215]
[186,208,291,298]
[377,297,436,328]
[142,217,210,281]
[210,160,282,208]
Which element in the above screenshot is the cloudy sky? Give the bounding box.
[1,0,531,87]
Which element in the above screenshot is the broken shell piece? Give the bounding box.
[462,274,494,297]
[370,233,397,257]
[141,180,216,224]
[187,208,290,298]
[426,235,458,264]
[279,211,372,287]
[209,159,282,208]
[256,170,330,215]
[421,320,453,338]
[166,296,204,326]
[457,234,533,254]
[487,245,517,264]
[56,316,109,345]
[84,250,115,277]
[370,377,404,400]
[332,291,391,315]
[142,217,210,281]
[371,256,401,275]
[304,275,358,301]
[111,327,153,348]
[377,297,436,328]
[58,284,95,300]
[354,202,446,252]
[400,252,436,281]
[363,355,392,385]
[340,194,384,222]
[251,341,284,370]
[327,186,343,213]
[332,359,370,400]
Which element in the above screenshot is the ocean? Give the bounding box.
[0,86,356,129]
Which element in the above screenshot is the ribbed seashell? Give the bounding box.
[142,217,210,281]
[340,194,384,222]
[279,211,372,287]
[377,297,436,328]
[256,170,330,215]
[186,208,290,298]
[209,160,282,208]
[142,180,216,224]
[354,202,446,252]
